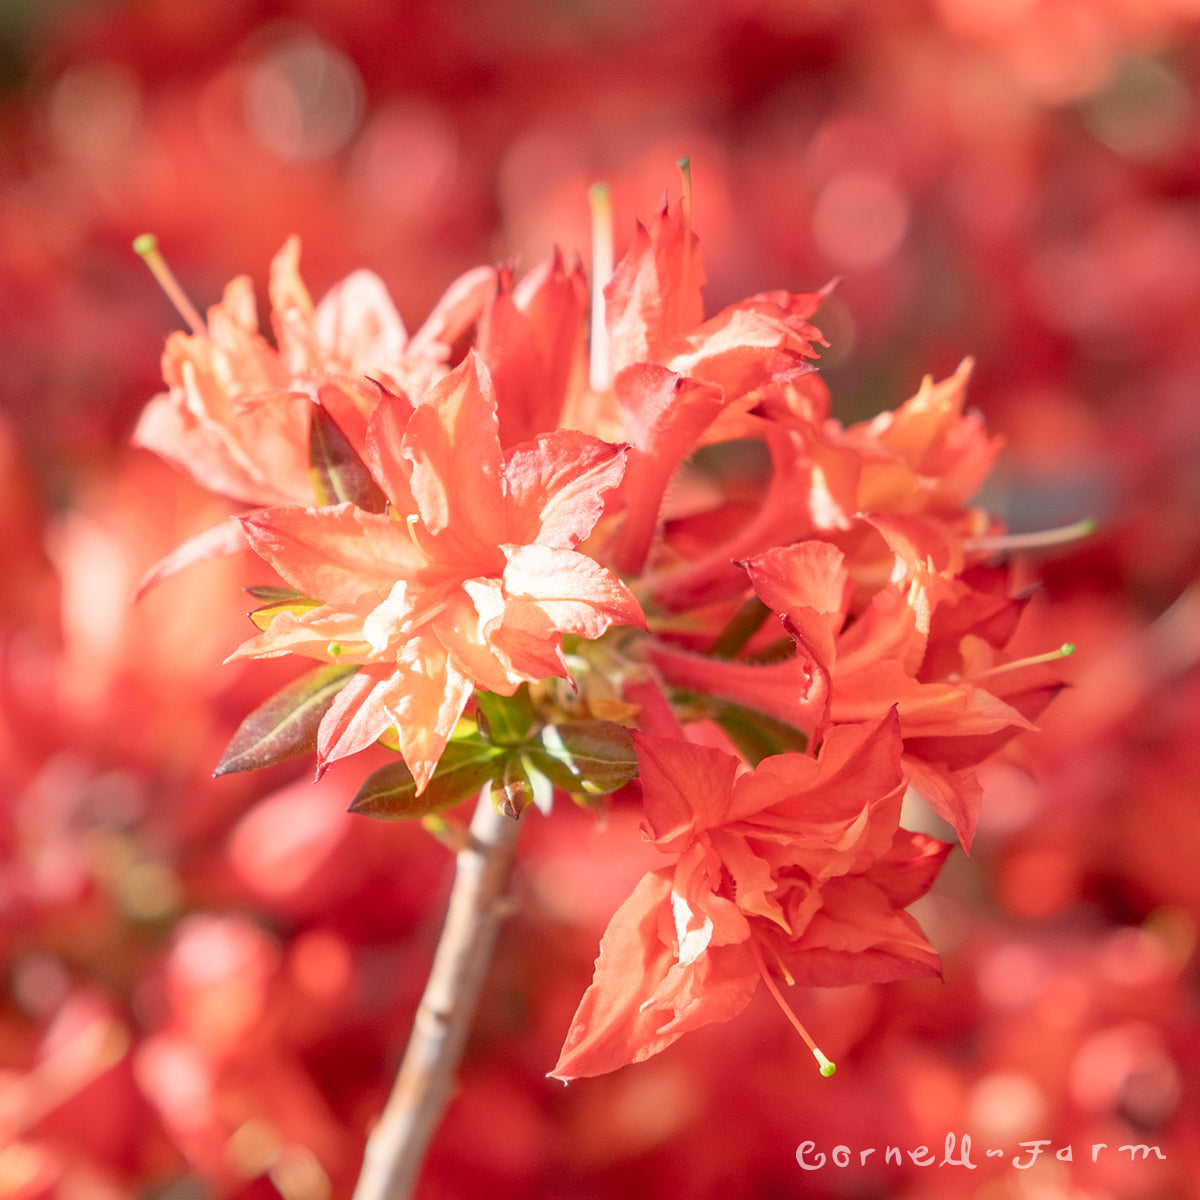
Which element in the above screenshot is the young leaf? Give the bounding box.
[490,755,535,819]
[214,663,360,775]
[349,739,505,821]
[309,402,388,512]
[525,720,639,796]
[474,685,538,745]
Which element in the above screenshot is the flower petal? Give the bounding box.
[312,269,408,376]
[610,364,725,575]
[551,869,758,1081]
[503,432,628,549]
[501,544,645,643]
[631,730,739,849]
[403,352,506,549]
[240,503,428,605]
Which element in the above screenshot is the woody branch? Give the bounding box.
[352,792,522,1200]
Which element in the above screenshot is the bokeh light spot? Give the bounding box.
[1083,56,1190,161]
[45,62,143,165]
[1070,1023,1180,1125]
[289,929,353,1002]
[968,1070,1046,1141]
[811,170,908,270]
[270,1145,332,1200]
[243,30,364,161]
[994,848,1079,918]
[976,941,1047,1009]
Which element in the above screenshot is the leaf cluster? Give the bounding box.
[217,672,638,824]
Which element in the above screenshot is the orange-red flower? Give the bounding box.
[133,238,496,508]
[231,352,644,790]
[552,711,950,1080]
[743,535,1064,849]
[645,359,1001,611]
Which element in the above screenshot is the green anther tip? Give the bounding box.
[814,1049,836,1077]
[132,233,158,258]
[588,181,611,204]
[328,642,343,656]
[678,155,691,171]
[1060,643,1076,657]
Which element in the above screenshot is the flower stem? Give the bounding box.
[352,793,523,1200]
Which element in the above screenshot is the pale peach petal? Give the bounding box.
[312,269,408,376]
[240,503,428,605]
[403,352,506,549]
[502,432,627,549]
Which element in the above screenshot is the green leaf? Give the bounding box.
[709,595,772,658]
[214,663,360,775]
[524,720,639,797]
[348,739,505,821]
[309,403,388,512]
[474,686,538,745]
[713,703,809,766]
[248,594,322,632]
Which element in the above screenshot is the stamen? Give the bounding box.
[964,518,1097,557]
[972,642,1076,681]
[748,937,836,1078]
[588,182,614,394]
[402,594,451,633]
[404,513,440,560]
[678,155,693,238]
[327,642,343,657]
[133,234,207,336]
[676,155,694,334]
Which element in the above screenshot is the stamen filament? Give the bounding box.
[404,513,440,560]
[748,937,836,1077]
[765,938,796,986]
[133,234,207,336]
[965,518,1097,556]
[972,642,1076,681]
[588,183,614,394]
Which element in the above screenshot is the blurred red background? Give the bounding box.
[2,1,1198,1197]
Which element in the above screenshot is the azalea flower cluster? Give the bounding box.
[132,176,1072,1082]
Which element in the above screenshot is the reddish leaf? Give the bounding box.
[309,402,388,512]
[348,739,506,820]
[214,663,360,775]
[525,720,638,796]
